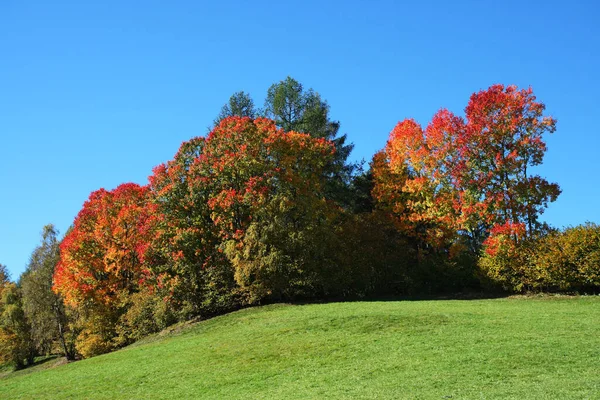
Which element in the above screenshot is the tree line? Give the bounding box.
[2,77,597,368]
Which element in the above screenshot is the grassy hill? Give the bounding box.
[1,297,599,399]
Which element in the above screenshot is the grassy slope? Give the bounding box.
[1,297,599,399]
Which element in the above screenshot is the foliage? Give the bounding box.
[20,225,77,360]
[531,223,600,292]
[54,183,154,307]
[4,81,567,363]
[213,77,360,209]
[53,183,155,356]
[264,76,355,206]
[212,91,257,127]
[478,222,530,292]
[480,223,600,293]
[0,283,36,369]
[74,309,118,359]
[115,291,176,345]
[463,85,560,235]
[208,118,337,300]
[332,212,413,296]
[0,265,9,288]
[148,136,239,319]
[264,77,338,140]
[154,117,341,303]
[378,85,560,254]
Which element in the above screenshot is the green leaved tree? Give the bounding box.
[0,282,36,369]
[213,91,257,127]
[20,225,77,360]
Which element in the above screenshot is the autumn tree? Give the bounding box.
[201,117,341,301]
[380,114,463,250]
[148,116,354,305]
[461,85,560,238]
[20,225,77,360]
[377,84,560,253]
[53,183,155,357]
[148,136,237,319]
[0,283,36,369]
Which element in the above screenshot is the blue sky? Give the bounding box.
[1,0,599,278]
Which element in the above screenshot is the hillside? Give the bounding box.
[1,297,599,399]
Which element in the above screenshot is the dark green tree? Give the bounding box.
[264,76,355,206]
[0,264,9,289]
[213,91,257,127]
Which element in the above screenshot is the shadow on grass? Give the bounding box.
[286,290,595,308]
[263,290,511,309]
[0,355,68,380]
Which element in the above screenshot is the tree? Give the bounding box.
[20,225,77,360]
[148,136,237,319]
[53,183,155,357]
[381,115,463,250]
[0,283,36,369]
[264,76,355,206]
[150,117,346,305]
[213,91,257,127]
[54,184,154,308]
[264,76,351,154]
[377,84,560,253]
[461,84,560,237]
[0,266,36,368]
[200,117,340,301]
[0,264,9,288]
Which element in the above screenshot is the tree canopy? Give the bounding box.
[376,84,560,253]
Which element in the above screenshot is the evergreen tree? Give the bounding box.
[213,91,257,127]
[264,77,355,206]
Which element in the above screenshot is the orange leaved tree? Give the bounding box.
[375,84,560,254]
[53,183,155,356]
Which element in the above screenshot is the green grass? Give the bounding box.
[1,297,599,399]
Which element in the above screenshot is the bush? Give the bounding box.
[529,223,600,292]
[74,305,120,358]
[115,291,176,345]
[478,230,530,292]
[479,223,600,293]
[75,329,113,359]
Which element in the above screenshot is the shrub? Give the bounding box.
[479,223,600,293]
[115,291,176,345]
[478,223,529,292]
[529,223,600,292]
[74,306,119,358]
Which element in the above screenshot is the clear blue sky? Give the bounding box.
[1,0,599,279]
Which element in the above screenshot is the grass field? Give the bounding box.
[1,296,599,399]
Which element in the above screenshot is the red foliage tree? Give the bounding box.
[375,84,560,252]
[147,135,235,316]
[200,117,338,301]
[461,85,560,236]
[147,117,339,305]
[54,183,155,307]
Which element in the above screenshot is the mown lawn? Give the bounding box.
[1,297,599,399]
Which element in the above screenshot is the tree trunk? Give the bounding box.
[53,302,74,361]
